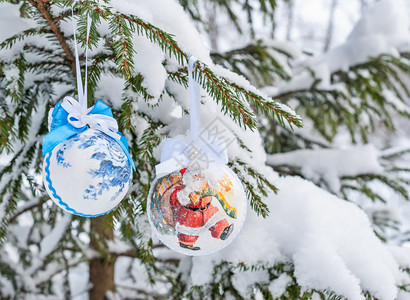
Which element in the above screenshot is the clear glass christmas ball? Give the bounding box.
[147,164,247,255]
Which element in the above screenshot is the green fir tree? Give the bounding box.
[0,0,409,299]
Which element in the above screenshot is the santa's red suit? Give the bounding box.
[170,186,229,246]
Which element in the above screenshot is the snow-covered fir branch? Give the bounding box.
[0,0,409,299]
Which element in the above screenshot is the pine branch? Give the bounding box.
[109,14,135,79]
[211,40,292,86]
[166,64,302,129]
[4,55,27,104]
[67,1,302,130]
[53,8,73,23]
[274,52,410,101]
[229,159,275,217]
[7,196,47,223]
[27,0,75,69]
[0,27,52,50]
[23,44,67,61]
[271,52,410,142]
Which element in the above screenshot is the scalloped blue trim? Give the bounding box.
[44,153,111,218]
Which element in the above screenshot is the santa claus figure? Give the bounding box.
[160,168,234,251]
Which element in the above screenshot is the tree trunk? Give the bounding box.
[360,0,368,14]
[323,0,338,52]
[89,216,116,300]
[286,0,295,41]
[207,5,219,51]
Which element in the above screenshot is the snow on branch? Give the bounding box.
[68,0,303,130]
[275,0,410,96]
[39,213,72,260]
[266,145,383,193]
[189,177,403,300]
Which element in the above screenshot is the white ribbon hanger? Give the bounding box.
[155,57,228,177]
[58,1,120,140]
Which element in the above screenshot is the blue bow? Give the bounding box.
[42,99,136,171]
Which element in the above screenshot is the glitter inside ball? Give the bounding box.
[147,164,247,255]
[43,129,132,217]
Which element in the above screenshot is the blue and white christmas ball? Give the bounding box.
[43,129,132,217]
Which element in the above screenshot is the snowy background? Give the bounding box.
[0,0,410,299]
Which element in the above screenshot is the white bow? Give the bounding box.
[155,138,228,177]
[61,96,120,140]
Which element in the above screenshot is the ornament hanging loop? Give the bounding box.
[59,1,120,140]
[71,0,91,109]
[154,57,229,176]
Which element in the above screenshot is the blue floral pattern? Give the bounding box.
[55,131,131,202]
[56,149,71,168]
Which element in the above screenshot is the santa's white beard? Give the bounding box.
[182,172,206,190]
[177,170,221,206]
